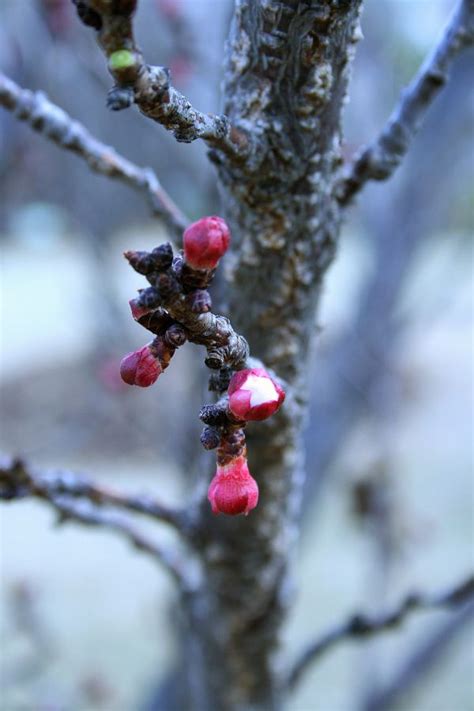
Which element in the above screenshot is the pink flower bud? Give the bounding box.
[183,216,230,270]
[228,368,285,421]
[119,344,162,387]
[207,456,259,516]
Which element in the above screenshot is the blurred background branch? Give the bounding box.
[363,601,474,711]
[0,455,191,532]
[288,573,474,690]
[0,457,195,588]
[0,72,188,235]
[339,0,474,205]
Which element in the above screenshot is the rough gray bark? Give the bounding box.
[184,3,364,709]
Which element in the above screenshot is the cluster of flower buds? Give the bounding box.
[203,368,285,516]
[121,215,286,517]
[119,220,226,388]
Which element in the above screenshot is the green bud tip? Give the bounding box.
[108,50,136,71]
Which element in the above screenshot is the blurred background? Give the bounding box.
[0,0,472,709]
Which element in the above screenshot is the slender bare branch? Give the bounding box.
[54,496,193,586]
[363,603,474,711]
[73,0,249,160]
[0,456,197,588]
[337,0,474,206]
[0,72,188,235]
[287,574,474,690]
[0,456,192,533]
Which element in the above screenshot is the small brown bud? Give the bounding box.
[107,87,133,111]
[151,243,174,271]
[199,404,229,426]
[205,347,225,370]
[137,308,173,335]
[124,250,154,275]
[156,272,179,298]
[138,287,161,310]
[72,1,102,30]
[164,324,187,348]
[200,427,221,450]
[187,289,212,313]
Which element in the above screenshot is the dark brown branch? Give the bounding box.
[338,0,474,206]
[0,72,188,235]
[75,0,249,160]
[287,574,474,690]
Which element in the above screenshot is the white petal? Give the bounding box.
[243,374,278,408]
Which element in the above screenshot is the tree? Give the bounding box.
[1,1,473,709]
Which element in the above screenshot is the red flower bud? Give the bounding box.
[120,344,162,387]
[183,216,230,270]
[228,368,285,421]
[207,456,259,516]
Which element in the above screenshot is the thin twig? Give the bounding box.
[75,0,249,160]
[0,456,197,588]
[287,574,474,690]
[337,0,474,206]
[0,72,188,235]
[363,602,474,711]
[0,456,192,534]
[53,495,193,587]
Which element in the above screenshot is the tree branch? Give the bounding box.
[0,72,188,236]
[73,0,249,160]
[0,456,192,534]
[0,456,197,589]
[55,496,194,587]
[363,602,474,711]
[287,574,474,690]
[337,0,474,206]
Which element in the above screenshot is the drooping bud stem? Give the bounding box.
[227,368,285,421]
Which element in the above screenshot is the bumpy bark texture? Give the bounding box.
[184,3,363,709]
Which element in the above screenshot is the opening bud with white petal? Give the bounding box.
[227,368,285,421]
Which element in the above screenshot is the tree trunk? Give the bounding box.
[178,3,363,709]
